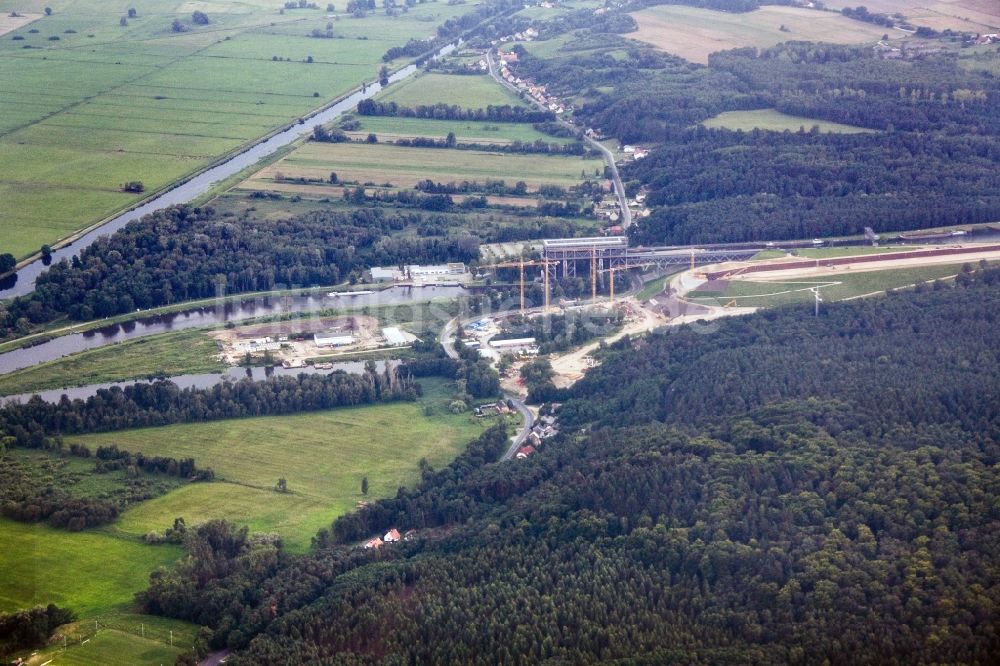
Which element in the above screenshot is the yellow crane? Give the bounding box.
[479,257,559,313]
[597,265,628,304]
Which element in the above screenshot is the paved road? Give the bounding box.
[485,51,632,228]
[439,316,534,460]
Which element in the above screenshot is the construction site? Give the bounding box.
[212,316,416,367]
[481,238,1000,393]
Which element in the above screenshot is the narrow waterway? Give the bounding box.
[0,360,398,404]
[0,44,457,299]
[0,285,467,375]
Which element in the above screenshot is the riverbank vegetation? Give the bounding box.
[0,330,224,398]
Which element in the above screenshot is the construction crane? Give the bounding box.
[597,265,628,304]
[478,257,559,314]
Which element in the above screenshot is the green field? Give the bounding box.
[636,269,684,301]
[792,246,921,258]
[0,329,224,397]
[27,628,185,666]
[0,518,182,617]
[701,109,873,134]
[687,262,983,307]
[749,249,788,261]
[248,140,600,192]
[379,72,526,108]
[0,0,484,258]
[67,378,497,550]
[344,115,574,144]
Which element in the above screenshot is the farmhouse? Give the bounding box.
[384,528,401,542]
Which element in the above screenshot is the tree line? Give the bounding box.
[0,367,415,438]
[356,99,555,123]
[392,134,588,155]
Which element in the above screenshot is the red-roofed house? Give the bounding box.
[384,528,401,542]
[363,537,382,549]
[516,445,536,459]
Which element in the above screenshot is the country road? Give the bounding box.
[485,51,632,228]
[439,316,534,460]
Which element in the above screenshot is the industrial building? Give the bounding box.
[314,333,354,347]
[409,263,466,277]
[370,266,402,281]
[381,327,408,347]
[370,263,467,282]
[489,337,539,355]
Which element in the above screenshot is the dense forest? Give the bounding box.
[513,31,1000,243]
[138,266,1000,664]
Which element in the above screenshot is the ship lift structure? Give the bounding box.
[479,237,764,314]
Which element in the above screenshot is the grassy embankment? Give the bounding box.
[0,329,224,397]
[687,261,988,307]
